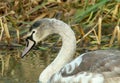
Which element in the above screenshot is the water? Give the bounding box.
[0,49,57,83]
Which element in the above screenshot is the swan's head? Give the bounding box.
[21,18,54,58]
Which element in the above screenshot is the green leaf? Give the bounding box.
[38,46,48,51]
[74,0,109,23]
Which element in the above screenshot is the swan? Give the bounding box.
[21,18,120,83]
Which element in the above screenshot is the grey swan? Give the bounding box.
[21,18,120,83]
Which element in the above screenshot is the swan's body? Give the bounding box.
[22,18,120,83]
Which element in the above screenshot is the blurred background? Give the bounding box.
[0,0,120,83]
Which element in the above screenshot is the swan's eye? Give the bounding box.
[26,31,36,42]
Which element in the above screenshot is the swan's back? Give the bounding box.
[48,50,120,83]
[79,50,120,73]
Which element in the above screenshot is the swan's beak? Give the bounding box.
[21,39,36,58]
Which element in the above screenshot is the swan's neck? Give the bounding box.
[39,19,76,82]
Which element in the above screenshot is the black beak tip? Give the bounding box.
[21,54,25,58]
[21,53,27,58]
[21,55,24,58]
